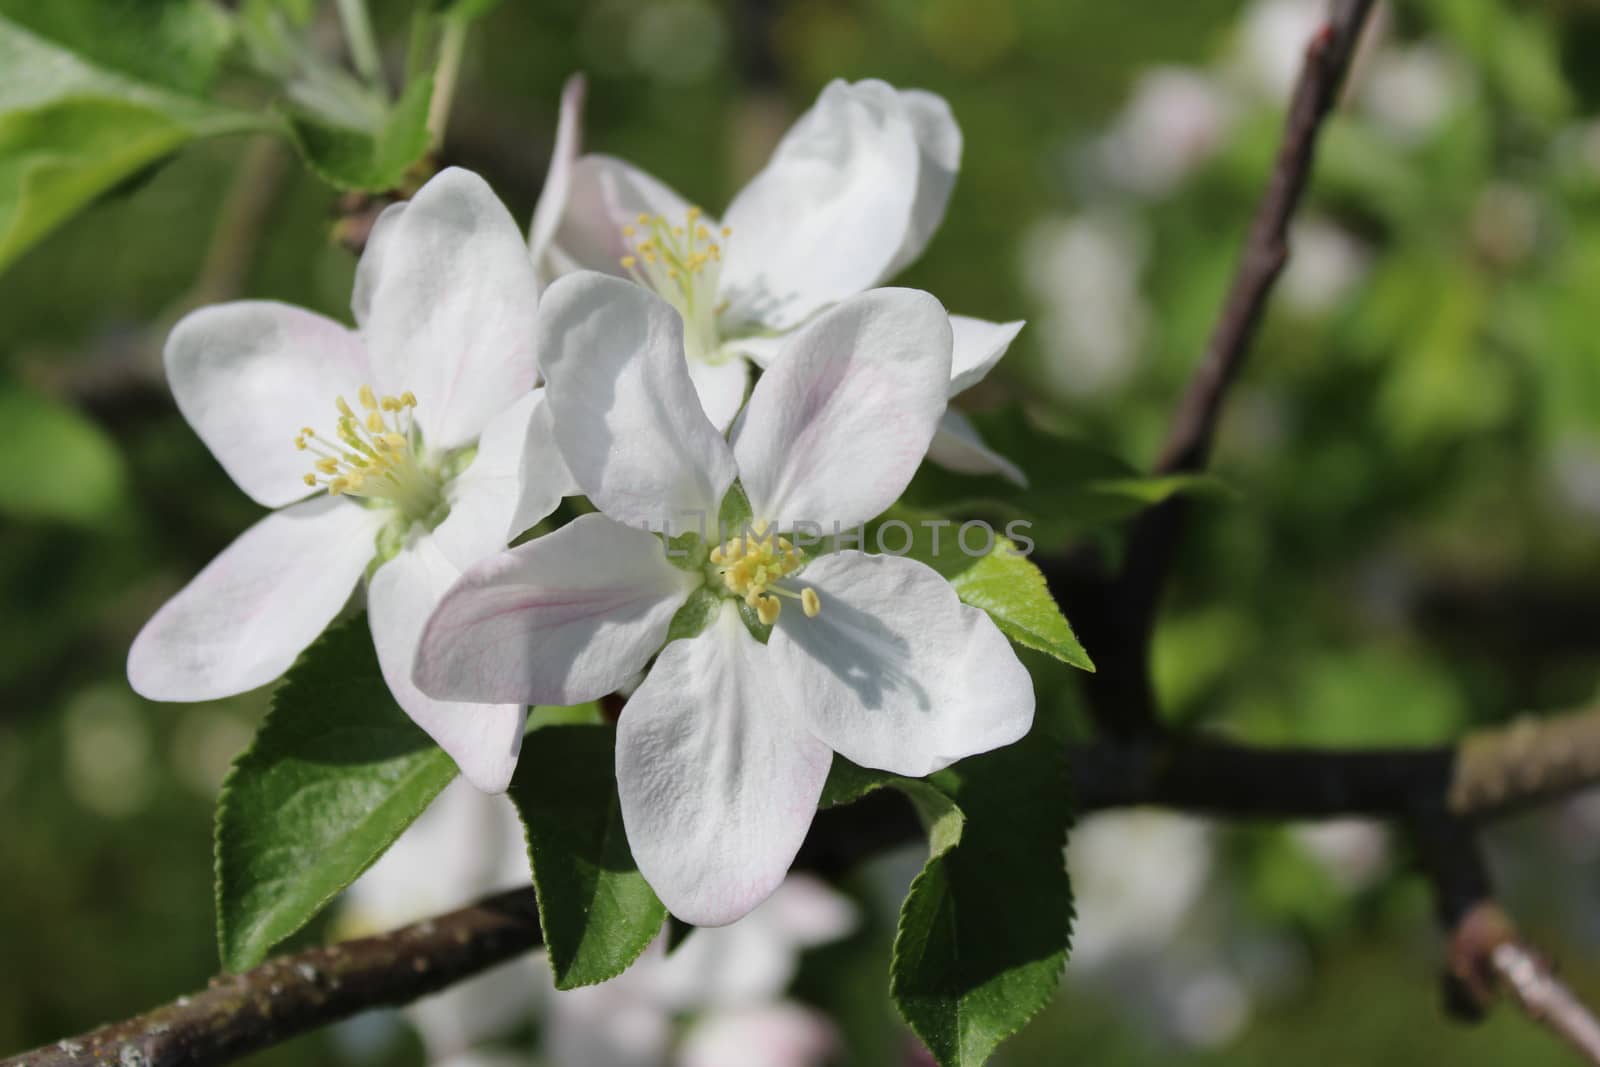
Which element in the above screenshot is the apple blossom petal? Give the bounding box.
[127,495,382,700]
[718,80,921,331]
[550,154,700,276]
[164,302,372,508]
[770,552,1034,777]
[358,167,541,449]
[687,354,750,433]
[732,288,952,531]
[927,408,1028,488]
[414,513,697,706]
[369,536,529,793]
[679,1004,840,1067]
[431,388,573,570]
[883,86,962,279]
[539,272,737,529]
[618,603,833,927]
[948,315,1024,395]
[722,333,786,369]
[528,74,588,284]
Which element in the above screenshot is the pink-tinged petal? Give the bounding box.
[414,513,697,706]
[732,288,952,531]
[550,154,700,276]
[164,302,371,508]
[431,388,574,570]
[927,408,1028,488]
[128,495,382,700]
[538,272,736,530]
[719,80,922,331]
[948,314,1024,395]
[529,73,588,286]
[618,603,833,927]
[882,85,962,279]
[771,552,1034,777]
[357,168,541,448]
[687,353,750,433]
[369,536,529,793]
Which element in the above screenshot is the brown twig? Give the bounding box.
[0,889,542,1067]
[1451,902,1600,1066]
[1073,0,1378,737]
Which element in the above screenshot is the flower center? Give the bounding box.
[619,207,730,364]
[294,385,443,522]
[707,527,821,626]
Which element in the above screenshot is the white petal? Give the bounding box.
[431,388,573,570]
[357,167,541,448]
[539,272,737,530]
[883,86,962,278]
[718,80,921,331]
[414,513,697,706]
[550,154,699,275]
[529,73,587,285]
[679,1004,839,1067]
[733,288,952,531]
[770,552,1034,777]
[164,302,372,507]
[618,603,833,926]
[927,408,1028,488]
[545,979,671,1067]
[722,333,786,370]
[369,536,529,793]
[948,314,1024,395]
[128,496,382,700]
[688,354,750,433]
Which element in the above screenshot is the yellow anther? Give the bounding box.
[366,412,386,433]
[302,473,317,487]
[802,588,821,618]
[383,433,407,450]
[721,226,732,237]
[381,396,400,412]
[328,476,350,495]
[687,206,702,221]
[637,213,652,225]
[358,385,378,410]
[336,396,354,419]
[622,224,637,237]
[315,457,339,474]
[294,435,308,451]
[621,255,638,269]
[400,391,417,408]
[756,595,781,625]
[696,226,710,242]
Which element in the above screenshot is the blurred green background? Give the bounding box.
[6,0,1600,1063]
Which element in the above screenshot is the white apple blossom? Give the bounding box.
[126,168,570,793]
[532,76,1027,484]
[414,273,1035,924]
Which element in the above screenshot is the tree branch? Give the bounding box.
[15,706,1600,1067]
[1075,0,1377,737]
[1,889,542,1067]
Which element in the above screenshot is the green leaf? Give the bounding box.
[0,14,272,273]
[508,724,665,989]
[285,74,434,192]
[0,385,126,524]
[890,728,1074,1067]
[0,0,235,96]
[900,409,1221,542]
[881,515,1092,671]
[430,0,504,20]
[214,615,457,973]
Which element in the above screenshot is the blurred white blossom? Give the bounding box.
[1020,213,1148,395]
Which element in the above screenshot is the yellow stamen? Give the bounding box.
[802,588,821,618]
[756,595,781,625]
[358,385,378,410]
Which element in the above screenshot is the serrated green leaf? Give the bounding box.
[285,74,434,192]
[879,514,1092,671]
[890,728,1073,1067]
[214,615,457,973]
[508,724,665,989]
[0,384,126,524]
[0,14,274,273]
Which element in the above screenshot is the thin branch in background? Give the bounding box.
[1070,0,1379,737]
[1451,903,1600,1066]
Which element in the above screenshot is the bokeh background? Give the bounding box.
[6,0,1600,1064]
